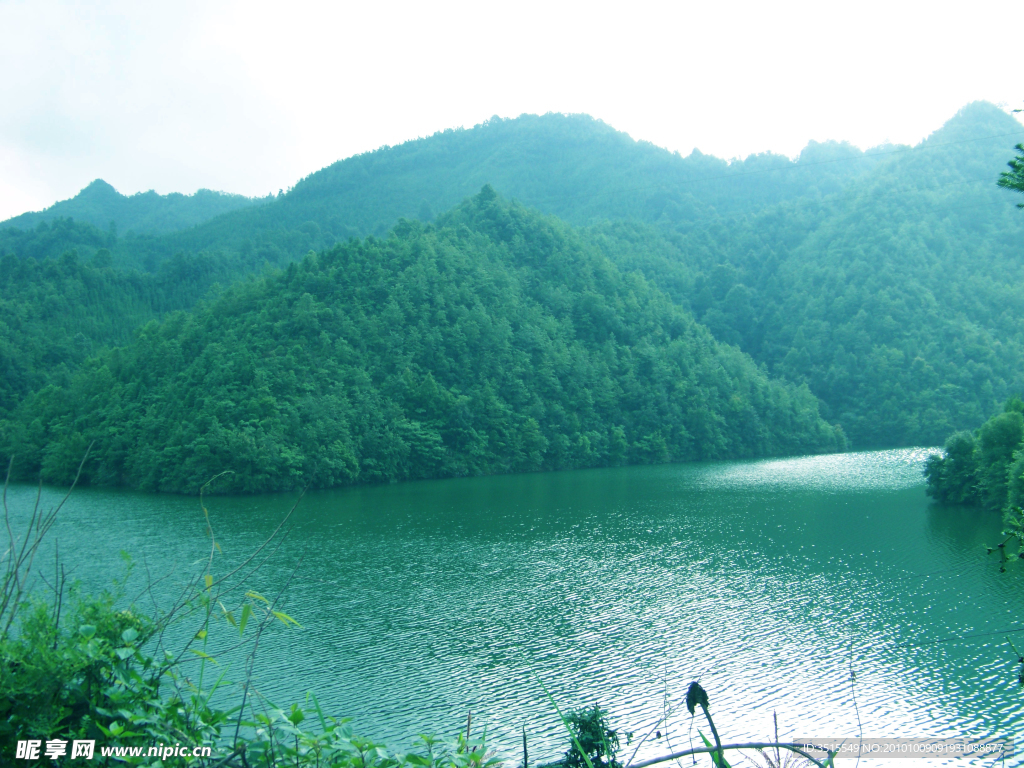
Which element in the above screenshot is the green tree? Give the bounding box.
[997,143,1024,207]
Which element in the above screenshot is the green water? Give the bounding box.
[9,449,1024,765]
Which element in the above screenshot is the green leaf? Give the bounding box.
[246,590,270,605]
[121,627,139,644]
[698,732,730,768]
[115,647,135,660]
[239,604,252,635]
[188,649,217,664]
[272,610,301,628]
[309,691,328,732]
[78,624,96,639]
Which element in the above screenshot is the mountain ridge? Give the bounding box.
[2,179,261,236]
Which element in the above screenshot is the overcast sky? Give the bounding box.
[1,0,1021,221]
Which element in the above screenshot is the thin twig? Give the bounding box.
[630,742,836,768]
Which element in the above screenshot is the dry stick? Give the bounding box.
[51,563,66,651]
[1,444,91,635]
[773,712,779,768]
[149,492,301,656]
[207,525,296,602]
[657,678,687,768]
[0,463,38,626]
[159,479,295,642]
[230,548,307,752]
[207,746,245,768]
[3,457,15,569]
[130,552,174,614]
[849,638,862,768]
[626,708,676,767]
[155,488,301,675]
[208,487,307,592]
[20,447,90,592]
[630,743,836,768]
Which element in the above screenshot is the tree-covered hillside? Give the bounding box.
[0,248,238,417]
[924,398,1024,514]
[605,102,1024,447]
[0,191,844,493]
[1,103,1021,457]
[1,179,260,235]
[1,114,887,274]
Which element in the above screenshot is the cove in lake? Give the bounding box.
[11,449,1024,766]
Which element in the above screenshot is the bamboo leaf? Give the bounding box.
[239,604,252,635]
[272,610,301,628]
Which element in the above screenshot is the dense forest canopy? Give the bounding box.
[0,248,236,418]
[0,179,260,235]
[925,398,1024,515]
[0,102,1022,492]
[1,113,892,274]
[0,191,844,493]
[593,103,1024,447]
[924,129,1024,518]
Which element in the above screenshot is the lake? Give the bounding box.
[8,448,1024,766]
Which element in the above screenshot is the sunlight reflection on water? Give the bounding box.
[697,448,939,491]
[10,448,1021,768]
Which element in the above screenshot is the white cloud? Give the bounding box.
[1,0,1021,220]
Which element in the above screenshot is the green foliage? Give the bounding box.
[2,179,259,235]
[977,410,1024,510]
[0,114,884,278]
[2,102,1020,465]
[0,590,176,751]
[924,431,979,505]
[0,247,234,417]
[0,191,843,493]
[1,584,505,767]
[997,143,1024,207]
[562,706,620,768]
[926,398,1024,512]
[607,103,1024,448]
[0,478,503,768]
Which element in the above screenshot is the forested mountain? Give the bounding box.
[1,179,259,235]
[605,102,1024,447]
[0,248,235,417]
[1,102,1021,472]
[0,191,844,493]
[0,114,888,274]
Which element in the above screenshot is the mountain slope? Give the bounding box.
[613,102,1024,446]
[0,191,844,492]
[0,113,882,273]
[2,179,260,235]
[0,248,237,416]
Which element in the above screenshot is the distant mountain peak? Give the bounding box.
[1,179,256,235]
[78,179,121,201]
[925,101,1024,145]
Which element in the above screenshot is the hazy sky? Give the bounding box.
[1,0,1021,221]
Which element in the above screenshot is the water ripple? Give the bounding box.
[6,451,1020,768]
